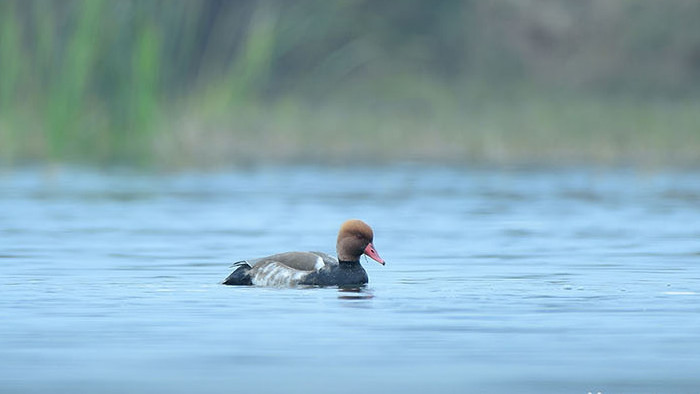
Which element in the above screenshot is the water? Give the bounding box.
[1,165,699,393]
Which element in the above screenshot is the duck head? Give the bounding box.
[336,219,385,265]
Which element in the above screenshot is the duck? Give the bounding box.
[222,219,385,287]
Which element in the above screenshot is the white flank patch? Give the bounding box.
[314,256,325,270]
[252,263,305,287]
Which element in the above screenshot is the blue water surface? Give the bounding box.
[1,165,699,393]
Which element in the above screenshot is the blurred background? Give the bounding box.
[3,3,700,393]
[1,0,700,168]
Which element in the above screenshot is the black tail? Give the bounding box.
[222,261,253,285]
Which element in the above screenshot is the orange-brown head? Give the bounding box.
[336,219,385,265]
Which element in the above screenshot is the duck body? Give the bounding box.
[222,219,385,288]
[222,251,368,287]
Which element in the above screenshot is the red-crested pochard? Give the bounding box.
[222,219,385,287]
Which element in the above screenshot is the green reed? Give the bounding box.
[1,1,699,168]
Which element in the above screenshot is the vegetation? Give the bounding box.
[1,0,700,167]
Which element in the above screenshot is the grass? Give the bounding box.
[144,92,700,169]
[3,74,700,168]
[1,1,699,169]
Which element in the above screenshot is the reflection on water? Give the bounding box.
[1,166,700,393]
[337,287,374,300]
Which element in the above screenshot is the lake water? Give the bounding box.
[1,165,699,393]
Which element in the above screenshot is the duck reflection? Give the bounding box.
[337,286,374,300]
